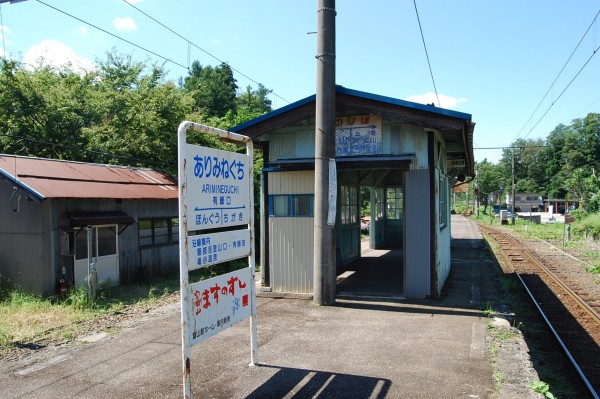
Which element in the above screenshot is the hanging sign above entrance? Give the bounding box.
[335,114,382,156]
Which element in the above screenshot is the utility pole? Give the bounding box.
[511,149,516,225]
[313,0,336,306]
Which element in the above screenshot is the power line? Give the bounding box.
[412,0,440,107]
[515,8,600,142]
[34,0,290,105]
[474,145,548,150]
[523,39,600,139]
[120,0,290,105]
[35,0,189,70]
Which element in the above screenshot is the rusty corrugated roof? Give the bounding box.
[0,155,178,201]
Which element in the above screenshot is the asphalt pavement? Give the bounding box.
[0,215,508,398]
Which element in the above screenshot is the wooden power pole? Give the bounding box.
[313,0,336,306]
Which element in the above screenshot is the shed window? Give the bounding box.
[139,217,179,247]
[269,195,314,217]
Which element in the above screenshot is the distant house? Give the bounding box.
[0,155,179,296]
[506,192,543,212]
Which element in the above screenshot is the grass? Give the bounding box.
[486,321,519,398]
[529,381,556,399]
[0,258,249,355]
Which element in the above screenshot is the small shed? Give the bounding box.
[0,155,179,296]
[232,86,475,299]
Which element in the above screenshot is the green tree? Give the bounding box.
[476,159,502,213]
[83,52,194,170]
[565,167,600,213]
[237,84,272,116]
[0,59,95,160]
[183,61,238,118]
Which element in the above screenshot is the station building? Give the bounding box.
[232,86,475,299]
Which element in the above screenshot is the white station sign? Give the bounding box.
[188,267,253,345]
[187,229,251,271]
[185,144,251,229]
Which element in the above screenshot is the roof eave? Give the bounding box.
[0,169,45,202]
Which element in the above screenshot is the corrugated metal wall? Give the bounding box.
[404,168,431,298]
[389,124,428,168]
[269,127,315,161]
[54,198,179,288]
[268,171,315,293]
[0,187,49,294]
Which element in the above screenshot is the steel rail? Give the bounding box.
[480,225,600,324]
[479,224,599,399]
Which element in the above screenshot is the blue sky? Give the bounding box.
[1,0,599,163]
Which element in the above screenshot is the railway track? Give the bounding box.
[479,224,600,398]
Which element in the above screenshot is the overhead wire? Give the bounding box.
[34,0,289,105]
[523,39,600,140]
[120,0,290,104]
[516,8,600,141]
[412,0,440,107]
[35,0,189,70]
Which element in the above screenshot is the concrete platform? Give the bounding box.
[0,215,504,398]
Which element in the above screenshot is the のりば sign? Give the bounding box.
[177,121,257,399]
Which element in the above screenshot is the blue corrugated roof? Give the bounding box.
[231,85,471,133]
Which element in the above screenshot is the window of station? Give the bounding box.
[374,189,385,221]
[439,177,448,228]
[340,186,358,225]
[386,187,403,220]
[268,194,314,217]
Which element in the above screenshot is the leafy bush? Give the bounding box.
[572,213,600,240]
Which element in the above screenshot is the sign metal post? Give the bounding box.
[177,121,257,399]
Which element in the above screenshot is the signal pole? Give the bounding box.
[313,0,336,306]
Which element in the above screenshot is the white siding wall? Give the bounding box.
[433,132,452,296]
[268,171,315,293]
[437,182,452,294]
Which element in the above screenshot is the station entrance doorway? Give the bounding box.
[335,167,406,299]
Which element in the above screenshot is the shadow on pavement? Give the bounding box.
[245,364,391,399]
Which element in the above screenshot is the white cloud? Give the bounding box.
[113,17,138,32]
[23,39,95,73]
[403,92,467,109]
[78,26,88,35]
[210,39,222,47]
[1,25,13,45]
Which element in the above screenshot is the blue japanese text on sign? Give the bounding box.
[185,144,251,229]
[335,114,382,156]
[187,229,251,271]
